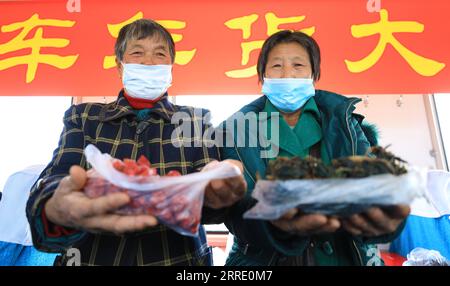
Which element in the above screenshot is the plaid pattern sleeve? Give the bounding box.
[26,104,88,253]
[173,105,234,225]
[26,91,226,265]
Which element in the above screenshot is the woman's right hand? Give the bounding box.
[270,208,341,236]
[44,165,158,235]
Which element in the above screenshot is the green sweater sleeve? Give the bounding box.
[220,145,310,256]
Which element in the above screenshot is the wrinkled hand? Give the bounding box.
[203,160,247,209]
[341,205,410,237]
[45,166,158,235]
[271,208,341,236]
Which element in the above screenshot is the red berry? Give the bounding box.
[137,155,151,168]
[123,168,136,176]
[112,160,125,172]
[136,196,146,206]
[136,165,150,177]
[190,225,199,234]
[166,170,181,177]
[148,168,158,176]
[159,209,173,222]
[124,159,138,169]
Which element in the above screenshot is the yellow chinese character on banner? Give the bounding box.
[0,14,78,83]
[345,9,445,77]
[225,12,315,78]
[103,12,196,69]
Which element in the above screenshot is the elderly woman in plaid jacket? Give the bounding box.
[26,19,246,266]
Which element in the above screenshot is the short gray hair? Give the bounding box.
[115,19,175,63]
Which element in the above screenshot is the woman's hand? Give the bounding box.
[203,160,247,209]
[270,208,341,236]
[340,205,410,237]
[45,166,158,235]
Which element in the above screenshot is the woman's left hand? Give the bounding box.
[340,205,410,237]
[203,160,247,209]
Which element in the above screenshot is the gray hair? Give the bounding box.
[115,19,175,63]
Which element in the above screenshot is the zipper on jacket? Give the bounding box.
[135,120,151,160]
[234,144,256,185]
[345,99,360,156]
[352,240,364,266]
[345,100,365,266]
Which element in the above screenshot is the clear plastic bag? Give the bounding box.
[403,247,450,266]
[244,168,427,220]
[83,144,241,236]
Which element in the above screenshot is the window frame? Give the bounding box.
[426,94,449,171]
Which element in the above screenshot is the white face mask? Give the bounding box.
[122,63,172,100]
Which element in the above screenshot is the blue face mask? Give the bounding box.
[122,63,172,100]
[261,78,316,113]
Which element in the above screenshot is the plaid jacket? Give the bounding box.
[26,90,224,266]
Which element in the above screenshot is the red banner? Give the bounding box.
[0,0,449,96]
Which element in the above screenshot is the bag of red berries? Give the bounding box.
[83,144,241,237]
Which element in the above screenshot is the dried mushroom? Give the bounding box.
[266,146,407,180]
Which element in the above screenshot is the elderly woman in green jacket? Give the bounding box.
[218,30,410,266]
